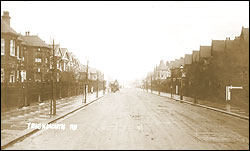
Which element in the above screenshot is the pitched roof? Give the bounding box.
[212,40,225,52]
[22,35,50,48]
[49,44,61,56]
[240,27,249,40]
[1,19,18,35]
[68,52,73,61]
[89,67,97,74]
[157,60,168,70]
[61,48,68,59]
[200,46,211,58]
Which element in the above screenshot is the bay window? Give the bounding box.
[1,38,5,55]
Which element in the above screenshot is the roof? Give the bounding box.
[89,68,97,74]
[67,52,73,61]
[156,60,168,70]
[61,48,68,59]
[169,61,175,69]
[240,27,249,40]
[212,40,225,52]
[22,35,50,48]
[200,46,211,58]
[173,57,184,68]
[1,19,18,35]
[192,50,199,62]
[49,44,61,56]
[225,39,241,51]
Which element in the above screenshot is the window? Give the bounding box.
[35,58,42,63]
[38,48,40,51]
[21,70,26,82]
[1,39,5,55]
[57,73,59,82]
[17,45,20,59]
[45,58,48,64]
[10,40,15,56]
[57,60,60,69]
[17,70,19,82]
[9,70,15,83]
[1,68,4,83]
[38,68,40,72]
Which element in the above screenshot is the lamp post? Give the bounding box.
[180,65,184,100]
[84,59,89,103]
[50,39,56,115]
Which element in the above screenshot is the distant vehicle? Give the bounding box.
[110,80,119,93]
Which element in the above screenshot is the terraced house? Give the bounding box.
[1,11,25,109]
[21,32,51,82]
[1,11,23,85]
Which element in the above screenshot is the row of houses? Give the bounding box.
[1,11,105,109]
[144,26,249,103]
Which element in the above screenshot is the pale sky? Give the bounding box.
[1,1,249,85]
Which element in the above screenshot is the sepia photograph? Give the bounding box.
[1,1,249,150]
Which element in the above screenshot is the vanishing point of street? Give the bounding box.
[5,88,249,150]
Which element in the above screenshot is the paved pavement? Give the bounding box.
[4,88,249,150]
[146,89,249,117]
[1,90,106,147]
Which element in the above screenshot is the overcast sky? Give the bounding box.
[1,1,249,85]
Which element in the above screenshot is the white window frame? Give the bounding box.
[1,38,5,55]
[57,60,60,69]
[1,68,4,83]
[57,73,59,82]
[17,70,19,81]
[17,45,20,59]
[35,58,42,63]
[10,40,15,56]
[9,70,15,83]
[21,70,26,82]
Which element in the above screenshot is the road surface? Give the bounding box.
[5,88,249,150]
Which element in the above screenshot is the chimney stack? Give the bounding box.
[25,31,30,36]
[2,11,11,26]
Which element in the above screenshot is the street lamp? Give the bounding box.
[180,65,184,100]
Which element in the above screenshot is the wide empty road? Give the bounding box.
[6,88,249,150]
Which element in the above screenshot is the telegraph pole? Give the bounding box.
[96,71,99,98]
[84,59,89,103]
[50,39,56,115]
